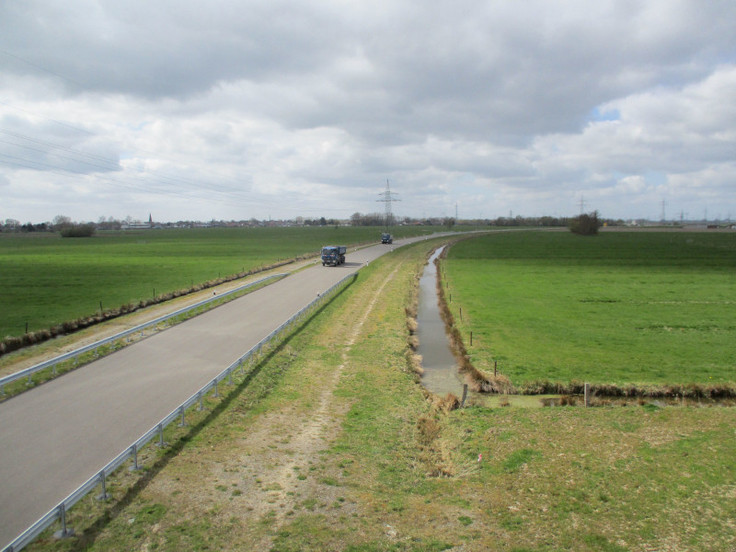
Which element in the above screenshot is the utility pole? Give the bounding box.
[377,179,400,230]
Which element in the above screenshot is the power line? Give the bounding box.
[0,48,87,90]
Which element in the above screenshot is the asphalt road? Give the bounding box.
[0,240,421,549]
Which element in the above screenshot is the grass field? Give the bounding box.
[0,225,438,340]
[442,230,736,386]
[25,238,736,551]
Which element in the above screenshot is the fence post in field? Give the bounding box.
[494,361,497,377]
[461,384,468,407]
[470,331,473,346]
[584,383,590,407]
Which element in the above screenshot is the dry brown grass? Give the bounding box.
[406,351,424,375]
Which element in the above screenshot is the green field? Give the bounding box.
[443,230,736,386]
[0,226,437,340]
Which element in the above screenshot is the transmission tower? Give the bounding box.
[377,179,400,229]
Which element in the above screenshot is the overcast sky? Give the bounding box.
[1,0,735,224]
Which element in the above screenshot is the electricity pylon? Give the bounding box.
[377,179,400,229]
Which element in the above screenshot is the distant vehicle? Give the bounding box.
[381,233,393,244]
[321,245,347,266]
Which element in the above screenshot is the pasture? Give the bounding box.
[442,230,736,386]
[0,225,433,341]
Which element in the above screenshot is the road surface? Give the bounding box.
[0,239,424,549]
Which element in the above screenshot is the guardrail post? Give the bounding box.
[53,503,74,539]
[197,391,204,411]
[213,379,219,398]
[178,405,187,427]
[157,423,167,448]
[97,470,109,500]
[129,444,140,471]
[227,369,232,386]
[26,373,33,387]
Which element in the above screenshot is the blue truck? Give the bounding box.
[321,245,347,266]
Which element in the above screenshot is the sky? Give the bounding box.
[1,0,735,224]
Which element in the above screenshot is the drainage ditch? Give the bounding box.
[416,246,466,396]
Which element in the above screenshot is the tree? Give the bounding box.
[569,211,602,235]
[52,215,72,230]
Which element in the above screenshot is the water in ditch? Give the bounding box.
[416,246,465,396]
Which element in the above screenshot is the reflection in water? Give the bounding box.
[416,247,465,396]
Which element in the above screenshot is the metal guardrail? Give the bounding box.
[0,273,287,395]
[2,272,356,552]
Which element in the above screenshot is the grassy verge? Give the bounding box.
[24,237,736,551]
